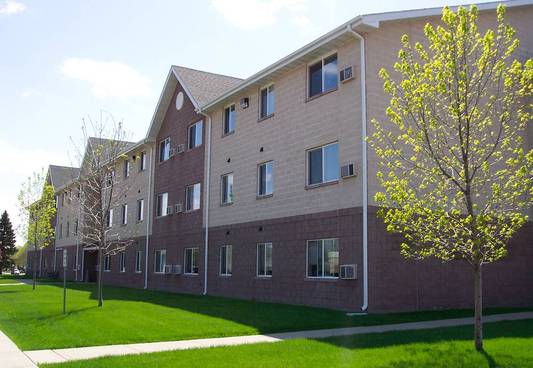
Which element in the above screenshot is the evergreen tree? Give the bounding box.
[0,211,17,273]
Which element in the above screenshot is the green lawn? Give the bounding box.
[42,319,533,368]
[0,274,27,283]
[0,279,531,351]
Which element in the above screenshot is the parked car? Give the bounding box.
[11,268,20,275]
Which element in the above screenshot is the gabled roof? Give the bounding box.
[201,0,533,111]
[145,66,243,139]
[47,165,80,192]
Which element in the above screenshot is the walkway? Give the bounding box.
[0,331,36,368]
[20,311,533,365]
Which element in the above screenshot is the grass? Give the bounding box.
[0,276,531,351]
[0,274,27,284]
[41,319,533,368]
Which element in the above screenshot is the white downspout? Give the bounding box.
[144,145,154,289]
[347,25,369,312]
[198,112,212,295]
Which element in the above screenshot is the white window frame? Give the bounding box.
[156,193,168,217]
[307,52,338,98]
[154,249,166,274]
[306,238,339,279]
[124,159,130,178]
[121,204,128,225]
[135,250,142,273]
[159,137,171,162]
[106,209,114,228]
[104,254,111,272]
[139,151,147,171]
[259,84,275,119]
[137,199,144,222]
[188,120,203,149]
[220,173,234,205]
[219,245,232,276]
[119,251,126,273]
[66,221,70,237]
[184,247,199,275]
[185,183,201,212]
[256,242,273,277]
[223,104,236,135]
[257,161,274,197]
[306,142,339,186]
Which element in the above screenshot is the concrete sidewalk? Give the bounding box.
[22,311,533,365]
[0,331,37,368]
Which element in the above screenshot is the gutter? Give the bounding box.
[346,25,369,312]
[144,144,154,289]
[198,111,212,295]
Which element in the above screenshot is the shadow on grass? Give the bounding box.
[37,282,533,338]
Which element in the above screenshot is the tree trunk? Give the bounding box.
[474,263,483,350]
[32,245,37,291]
[97,248,104,307]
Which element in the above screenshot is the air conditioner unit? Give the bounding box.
[340,66,354,83]
[174,203,183,214]
[340,264,357,279]
[166,206,174,215]
[341,163,356,178]
[164,265,172,274]
[176,144,186,154]
[172,264,182,275]
[169,148,176,158]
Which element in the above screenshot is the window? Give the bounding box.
[221,173,234,204]
[137,199,144,222]
[124,159,130,178]
[257,243,273,277]
[74,219,78,235]
[121,204,128,225]
[106,209,114,228]
[186,183,201,211]
[139,151,147,171]
[119,252,126,272]
[66,221,70,237]
[156,193,168,217]
[135,251,142,273]
[184,247,199,274]
[307,142,339,185]
[308,53,338,98]
[73,254,78,271]
[260,85,275,118]
[104,254,111,272]
[159,137,171,162]
[223,104,236,135]
[188,120,203,149]
[257,161,273,196]
[307,238,339,278]
[154,249,166,273]
[219,245,232,276]
[59,223,63,239]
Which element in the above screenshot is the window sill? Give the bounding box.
[256,275,272,279]
[258,113,274,123]
[154,271,165,275]
[222,130,235,138]
[187,145,202,153]
[220,202,234,207]
[219,274,232,278]
[256,193,273,200]
[135,271,142,274]
[184,273,199,276]
[185,208,201,214]
[305,180,339,190]
[306,87,338,103]
[304,276,338,282]
[120,270,126,273]
[104,270,111,273]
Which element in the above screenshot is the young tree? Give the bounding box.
[0,211,17,274]
[370,5,532,350]
[18,172,57,289]
[72,116,134,307]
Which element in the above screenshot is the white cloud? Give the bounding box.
[211,0,311,31]
[0,0,26,15]
[60,58,151,98]
[19,88,41,98]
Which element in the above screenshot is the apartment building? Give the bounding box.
[29,0,533,312]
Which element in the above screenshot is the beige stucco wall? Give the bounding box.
[365,6,533,214]
[55,183,81,248]
[206,38,363,228]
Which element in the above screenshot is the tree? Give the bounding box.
[370,5,532,350]
[72,115,134,307]
[0,211,17,273]
[18,172,57,290]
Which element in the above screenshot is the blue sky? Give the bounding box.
[0,0,463,241]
